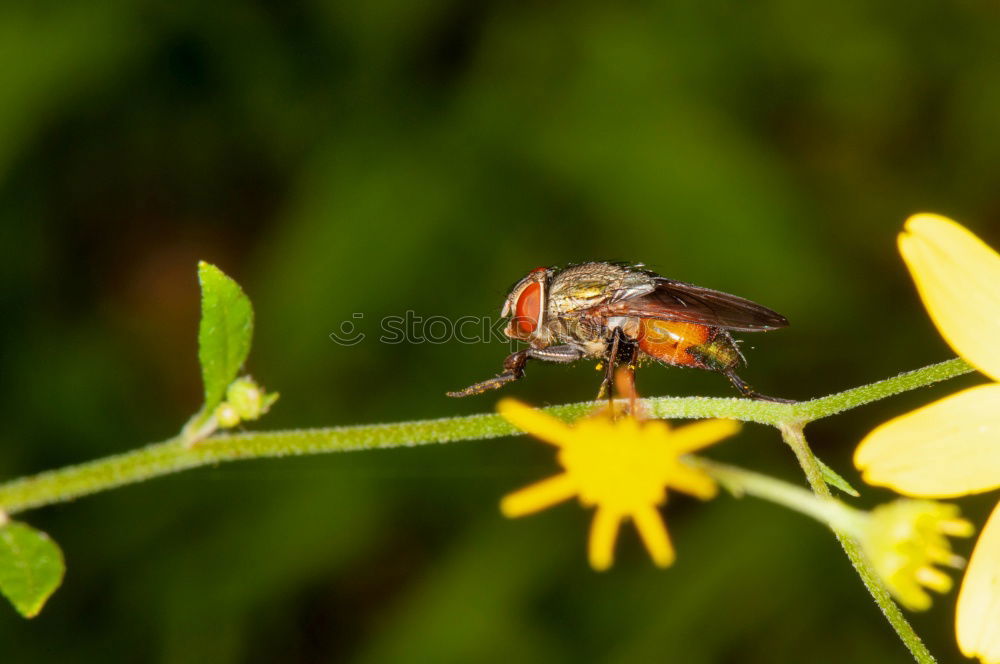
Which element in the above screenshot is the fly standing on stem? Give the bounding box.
[448,261,791,403]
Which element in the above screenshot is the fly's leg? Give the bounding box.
[620,342,639,413]
[445,351,526,397]
[447,345,584,397]
[686,332,793,403]
[596,329,638,406]
[723,369,795,404]
[596,331,621,405]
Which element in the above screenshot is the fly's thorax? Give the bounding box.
[547,262,653,314]
[545,314,605,348]
[542,314,640,360]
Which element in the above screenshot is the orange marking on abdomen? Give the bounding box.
[637,319,711,368]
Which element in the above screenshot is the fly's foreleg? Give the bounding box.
[446,345,584,397]
[445,350,529,397]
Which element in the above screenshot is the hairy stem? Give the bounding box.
[787,357,972,422]
[696,459,858,530]
[0,357,973,516]
[780,424,936,664]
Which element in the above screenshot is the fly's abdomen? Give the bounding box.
[637,319,743,371]
[637,320,709,368]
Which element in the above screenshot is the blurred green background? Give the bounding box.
[1,1,999,662]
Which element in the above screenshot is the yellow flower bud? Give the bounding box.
[861,499,973,611]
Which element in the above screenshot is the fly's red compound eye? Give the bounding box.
[514,281,542,335]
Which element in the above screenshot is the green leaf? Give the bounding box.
[0,520,65,618]
[817,458,860,497]
[197,261,254,413]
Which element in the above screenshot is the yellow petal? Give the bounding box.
[941,518,977,538]
[915,566,953,594]
[667,464,719,500]
[899,214,1000,381]
[895,580,933,612]
[632,505,675,567]
[498,398,575,446]
[665,419,741,455]
[957,500,1000,662]
[500,473,578,517]
[855,384,1000,497]
[588,507,621,571]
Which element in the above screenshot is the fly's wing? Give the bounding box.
[605,278,789,332]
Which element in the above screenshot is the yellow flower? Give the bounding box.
[861,500,973,611]
[498,398,739,570]
[854,214,1000,662]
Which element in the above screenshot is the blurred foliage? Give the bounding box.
[1,0,998,661]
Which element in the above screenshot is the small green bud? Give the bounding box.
[225,376,278,422]
[215,402,241,429]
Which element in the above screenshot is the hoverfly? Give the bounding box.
[447,261,789,401]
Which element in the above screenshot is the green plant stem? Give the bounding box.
[642,357,972,425]
[787,357,972,422]
[0,358,974,515]
[779,423,935,664]
[696,458,856,529]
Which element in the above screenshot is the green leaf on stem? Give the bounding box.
[816,458,860,498]
[0,519,65,618]
[197,261,254,414]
